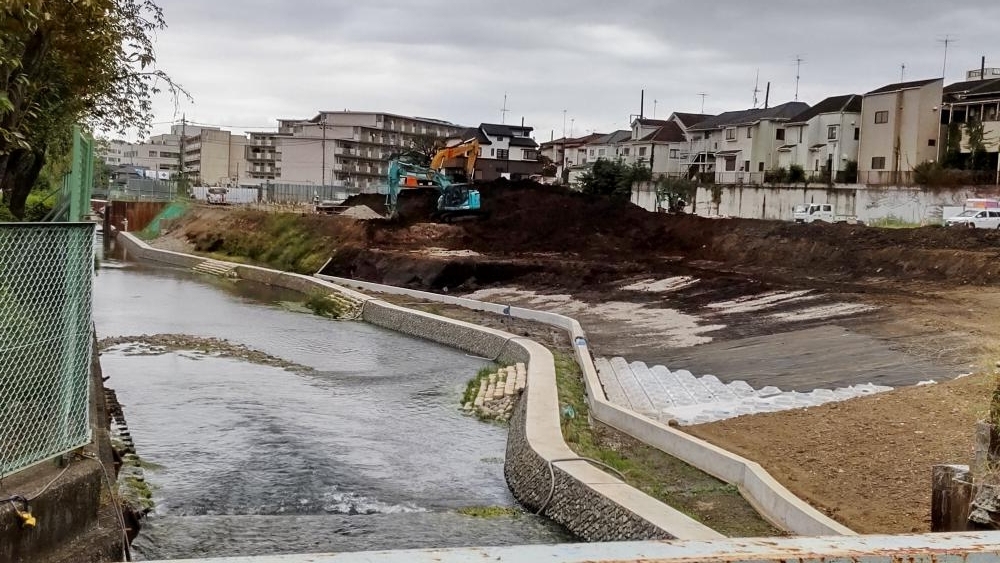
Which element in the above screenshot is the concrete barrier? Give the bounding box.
[317,274,854,536]
[115,233,720,541]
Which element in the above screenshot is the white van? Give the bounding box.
[206,187,228,205]
[945,208,1000,229]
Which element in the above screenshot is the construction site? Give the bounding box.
[142,176,1000,537]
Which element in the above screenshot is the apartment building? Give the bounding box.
[857,78,943,184]
[941,71,1000,162]
[274,111,462,188]
[182,127,250,186]
[779,94,863,178]
[687,101,809,183]
[102,132,184,179]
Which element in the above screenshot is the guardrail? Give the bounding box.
[0,223,94,476]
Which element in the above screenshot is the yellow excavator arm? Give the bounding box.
[430,139,480,182]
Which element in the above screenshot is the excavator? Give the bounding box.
[385,139,485,222]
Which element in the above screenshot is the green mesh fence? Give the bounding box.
[140,201,189,239]
[0,223,95,476]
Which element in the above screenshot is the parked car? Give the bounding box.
[206,187,228,205]
[945,209,1000,229]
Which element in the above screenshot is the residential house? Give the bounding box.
[940,72,1000,172]
[780,94,863,180]
[465,123,542,181]
[686,101,809,183]
[620,118,687,176]
[857,78,943,184]
[539,132,603,181]
[567,130,631,185]
[274,112,462,188]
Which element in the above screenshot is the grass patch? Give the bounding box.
[551,349,783,537]
[868,215,922,229]
[304,291,346,319]
[457,506,521,518]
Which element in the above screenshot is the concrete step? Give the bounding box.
[596,356,893,426]
[192,260,237,277]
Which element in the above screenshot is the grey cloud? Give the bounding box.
[144,0,1000,139]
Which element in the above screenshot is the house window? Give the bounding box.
[669,149,679,158]
[871,156,886,169]
[491,148,495,157]
[758,162,765,172]
[874,111,889,124]
[497,149,509,159]
[623,147,630,156]
[746,128,752,139]
[725,158,736,171]
[589,149,595,157]
[522,149,537,160]
[827,126,838,140]
[854,127,860,141]
[725,128,736,140]
[148,150,157,157]
[704,132,711,140]
[743,160,750,171]
[776,129,785,141]
[639,147,647,157]
[928,139,937,147]
[598,148,606,157]
[798,128,803,143]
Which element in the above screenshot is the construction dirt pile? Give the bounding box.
[332,181,1000,289]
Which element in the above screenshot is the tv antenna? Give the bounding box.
[937,35,956,79]
[697,92,708,113]
[500,92,510,124]
[752,69,761,108]
[900,62,906,82]
[794,55,805,101]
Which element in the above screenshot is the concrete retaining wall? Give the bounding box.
[115,233,719,541]
[317,274,854,537]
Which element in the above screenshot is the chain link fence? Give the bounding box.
[0,224,95,476]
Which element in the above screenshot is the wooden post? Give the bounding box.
[932,464,973,531]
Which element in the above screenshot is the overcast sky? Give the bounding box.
[141,0,1000,141]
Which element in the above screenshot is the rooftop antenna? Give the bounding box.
[752,69,761,108]
[698,92,708,114]
[562,109,567,139]
[500,92,510,124]
[900,62,906,82]
[653,99,658,119]
[937,34,956,79]
[794,55,804,101]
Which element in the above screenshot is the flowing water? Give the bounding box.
[94,247,569,559]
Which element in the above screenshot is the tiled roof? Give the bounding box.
[672,112,714,128]
[638,122,687,143]
[688,102,810,131]
[457,127,492,145]
[787,94,862,124]
[633,118,672,127]
[943,78,1000,101]
[509,136,539,148]
[480,123,534,136]
[865,78,940,95]
[588,130,632,145]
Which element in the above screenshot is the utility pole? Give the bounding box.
[321,120,327,186]
[178,114,187,192]
[698,92,708,114]
[938,35,956,79]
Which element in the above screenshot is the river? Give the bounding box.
[93,248,569,559]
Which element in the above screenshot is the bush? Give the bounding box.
[656,176,697,212]
[788,164,806,183]
[578,159,649,200]
[765,167,788,184]
[0,204,17,221]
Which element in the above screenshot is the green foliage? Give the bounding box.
[965,117,993,171]
[303,292,345,319]
[868,215,921,229]
[0,0,188,217]
[788,164,806,183]
[22,191,52,221]
[0,203,16,221]
[655,176,696,213]
[537,154,557,177]
[765,167,788,184]
[913,160,990,187]
[578,159,650,199]
[944,122,965,168]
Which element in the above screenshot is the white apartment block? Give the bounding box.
[779,95,862,177]
[271,111,462,189]
[181,126,250,186]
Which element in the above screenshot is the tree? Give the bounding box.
[655,176,697,213]
[0,0,187,218]
[966,116,991,171]
[409,133,446,163]
[578,159,650,200]
[537,154,557,177]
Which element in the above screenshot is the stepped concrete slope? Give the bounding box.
[597,357,892,425]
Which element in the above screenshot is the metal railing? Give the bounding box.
[110,179,180,202]
[0,223,94,476]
